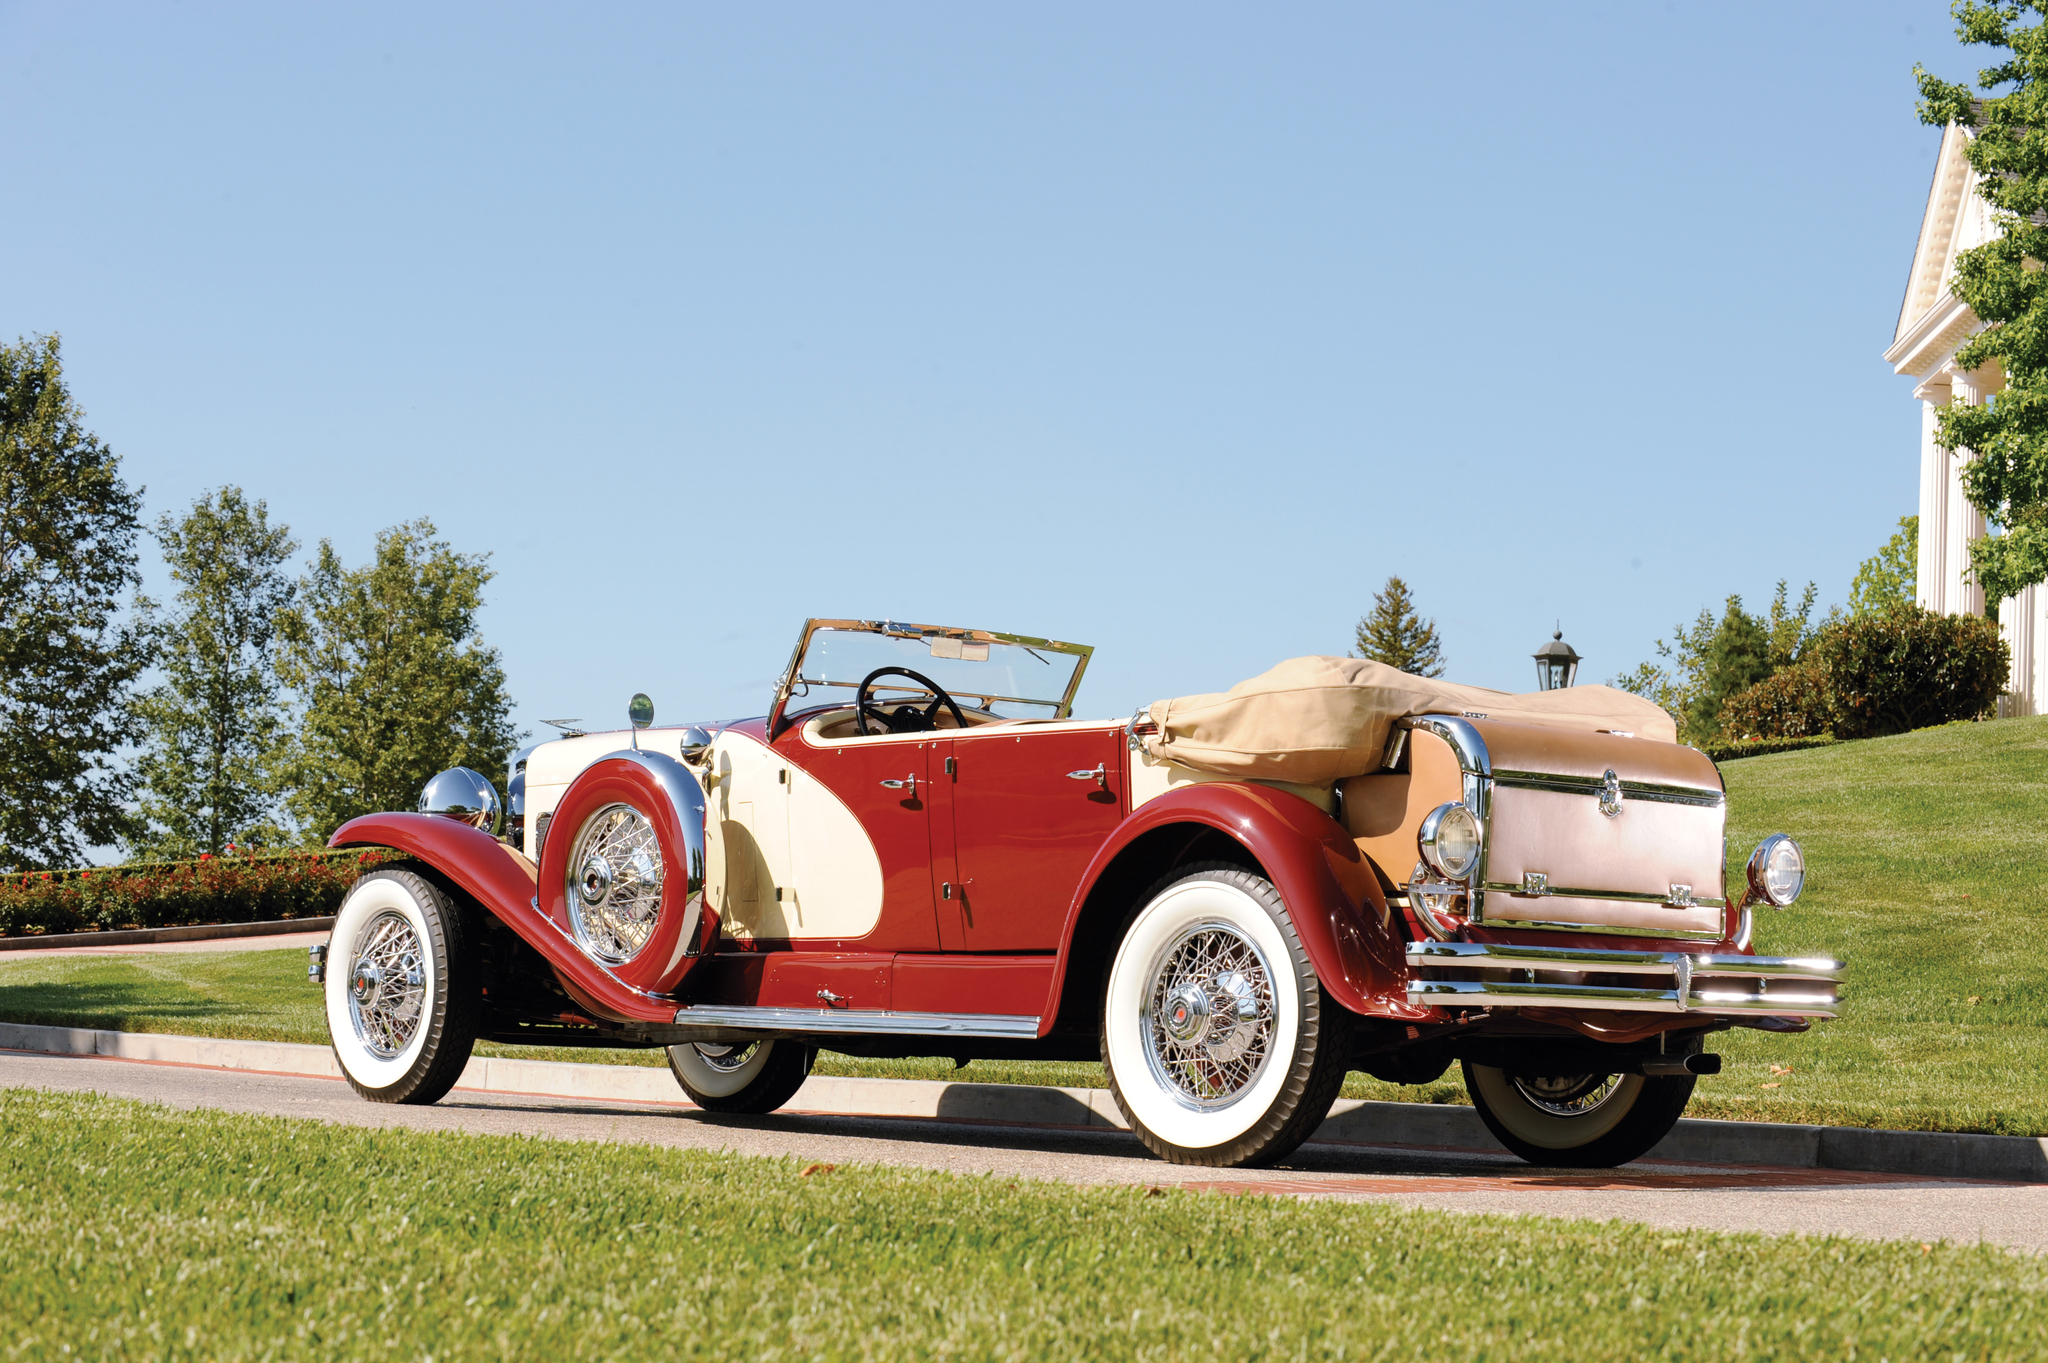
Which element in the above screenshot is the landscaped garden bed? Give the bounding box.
[0,849,398,938]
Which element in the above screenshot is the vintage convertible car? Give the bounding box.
[317,617,1842,1169]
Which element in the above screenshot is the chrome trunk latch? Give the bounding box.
[1598,769,1623,818]
[1668,884,1696,907]
[817,989,848,1008]
[1520,872,1549,896]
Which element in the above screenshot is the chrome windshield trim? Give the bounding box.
[670,1004,1041,1039]
[1491,769,1725,808]
[1481,881,1728,910]
[1399,715,1491,777]
[769,618,1093,738]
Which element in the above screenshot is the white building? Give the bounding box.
[1884,119,2048,714]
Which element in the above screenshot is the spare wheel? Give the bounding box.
[537,750,714,993]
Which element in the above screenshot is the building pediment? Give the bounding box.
[1887,121,1998,377]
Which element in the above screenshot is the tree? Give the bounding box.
[276,518,521,841]
[1351,576,1445,678]
[1917,6,2048,605]
[0,335,148,871]
[1613,581,1818,743]
[1850,516,1919,616]
[128,488,298,858]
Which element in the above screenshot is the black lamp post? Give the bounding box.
[1534,627,1580,691]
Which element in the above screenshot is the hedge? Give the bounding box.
[1699,734,1840,763]
[0,848,399,938]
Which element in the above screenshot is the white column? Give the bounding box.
[1947,368,1988,619]
[2004,583,2036,716]
[1914,373,1953,613]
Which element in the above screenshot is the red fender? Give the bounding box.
[1043,784,1426,1033]
[330,812,674,1025]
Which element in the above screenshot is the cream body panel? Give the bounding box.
[522,727,688,860]
[704,729,884,942]
[1128,746,1337,815]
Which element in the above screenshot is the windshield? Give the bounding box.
[772,619,1092,728]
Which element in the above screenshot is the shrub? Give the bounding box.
[0,848,398,938]
[1818,605,2008,739]
[1718,660,1832,740]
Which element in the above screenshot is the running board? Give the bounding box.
[668,1004,1042,1039]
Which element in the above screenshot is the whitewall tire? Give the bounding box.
[1102,863,1352,1167]
[1464,1062,1696,1168]
[667,1039,815,1114]
[324,867,481,1105]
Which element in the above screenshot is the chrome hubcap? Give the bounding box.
[346,911,426,1059]
[566,804,665,963]
[1141,919,1277,1110]
[1513,1072,1624,1117]
[694,1041,761,1073]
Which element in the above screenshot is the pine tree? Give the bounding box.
[1351,576,1445,678]
[275,519,522,841]
[0,335,149,870]
[129,487,298,858]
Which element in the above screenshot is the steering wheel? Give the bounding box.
[854,667,969,736]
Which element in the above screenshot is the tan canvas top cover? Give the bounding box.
[1141,656,1678,785]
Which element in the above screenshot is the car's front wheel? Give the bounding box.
[1102,863,1351,1167]
[325,867,481,1104]
[1463,1061,1694,1167]
[667,1039,815,1114]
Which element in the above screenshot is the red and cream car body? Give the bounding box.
[320,618,1841,1169]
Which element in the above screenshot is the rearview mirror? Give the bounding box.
[628,693,655,729]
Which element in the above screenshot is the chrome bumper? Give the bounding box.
[1405,940,1843,1019]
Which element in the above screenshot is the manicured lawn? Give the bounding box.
[2,1087,2042,1361]
[3,716,2043,1131]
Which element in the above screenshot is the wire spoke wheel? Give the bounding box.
[1141,919,1277,1109]
[1512,1072,1624,1118]
[346,910,426,1059]
[567,803,665,963]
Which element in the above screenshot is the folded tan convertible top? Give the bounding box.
[1141,656,1679,785]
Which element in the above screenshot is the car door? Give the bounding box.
[936,724,1124,951]
[779,729,943,951]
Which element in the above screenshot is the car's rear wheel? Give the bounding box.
[667,1039,815,1114]
[1102,863,1351,1167]
[325,867,481,1104]
[1463,1060,1694,1167]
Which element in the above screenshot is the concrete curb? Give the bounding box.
[0,918,336,952]
[3,1022,2044,1182]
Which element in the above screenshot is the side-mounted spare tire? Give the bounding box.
[538,749,717,993]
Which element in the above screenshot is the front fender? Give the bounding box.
[1045,783,1423,1033]
[329,811,675,1025]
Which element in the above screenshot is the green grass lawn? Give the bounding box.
[3,716,2044,1132]
[3,1086,2042,1361]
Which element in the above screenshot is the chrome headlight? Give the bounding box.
[419,767,502,835]
[1418,802,1483,881]
[1746,833,1805,908]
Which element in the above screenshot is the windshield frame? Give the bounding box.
[767,617,1094,738]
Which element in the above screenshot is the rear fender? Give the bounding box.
[1043,783,1423,1034]
[329,811,676,1025]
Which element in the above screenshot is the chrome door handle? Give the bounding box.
[1067,763,1107,788]
[879,773,919,795]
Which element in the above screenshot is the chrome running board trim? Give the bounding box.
[1404,940,1843,1019]
[670,1004,1041,1038]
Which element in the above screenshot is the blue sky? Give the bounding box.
[0,1,1970,735]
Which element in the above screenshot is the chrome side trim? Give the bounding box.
[1477,916,1726,942]
[1482,881,1728,910]
[1404,940,1843,1018]
[670,1004,1041,1038]
[1492,769,1724,808]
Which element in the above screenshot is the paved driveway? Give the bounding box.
[6,1048,2044,1253]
